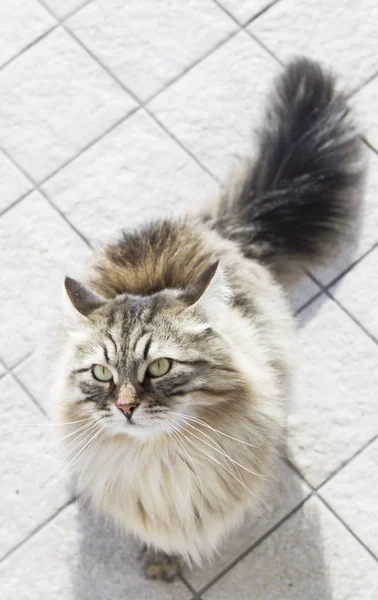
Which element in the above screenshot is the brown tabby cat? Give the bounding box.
[52,58,363,580]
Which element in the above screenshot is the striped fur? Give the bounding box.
[52,58,363,577]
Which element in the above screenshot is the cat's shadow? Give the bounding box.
[71,465,332,599]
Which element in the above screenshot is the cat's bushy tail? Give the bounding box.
[213,58,364,273]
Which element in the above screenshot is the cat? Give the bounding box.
[52,58,364,581]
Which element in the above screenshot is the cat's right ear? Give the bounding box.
[63,277,107,322]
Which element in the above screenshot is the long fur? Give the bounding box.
[52,58,364,576]
[212,58,364,271]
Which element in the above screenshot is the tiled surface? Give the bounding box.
[150,32,278,180]
[67,0,236,100]
[0,0,55,68]
[0,502,190,600]
[185,460,310,590]
[43,110,217,246]
[0,360,6,378]
[0,28,135,182]
[0,375,72,561]
[0,148,32,214]
[216,0,273,24]
[289,296,378,488]
[354,77,378,152]
[41,0,89,20]
[311,150,378,286]
[1,1,378,598]
[321,438,378,559]
[203,497,378,599]
[0,191,89,367]
[250,0,378,91]
[330,245,378,341]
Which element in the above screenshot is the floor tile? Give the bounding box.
[42,0,90,19]
[321,438,378,558]
[43,110,217,246]
[288,295,378,487]
[203,496,378,600]
[0,191,90,368]
[67,0,236,101]
[0,501,191,600]
[185,461,310,590]
[290,275,321,313]
[0,375,72,561]
[353,75,378,152]
[216,0,273,23]
[0,28,135,182]
[0,360,6,378]
[14,351,49,413]
[0,0,55,68]
[149,32,278,180]
[311,147,378,286]
[330,245,378,341]
[0,149,32,214]
[250,0,378,91]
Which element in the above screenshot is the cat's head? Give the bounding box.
[59,263,245,439]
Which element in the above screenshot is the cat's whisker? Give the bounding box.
[31,421,101,502]
[0,416,92,431]
[168,414,246,484]
[167,411,259,449]
[166,431,204,531]
[76,429,107,492]
[11,419,99,493]
[160,423,192,512]
[169,414,266,479]
[164,419,205,529]
[174,427,253,496]
[54,422,103,482]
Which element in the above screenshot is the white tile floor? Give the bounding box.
[0,1,377,598]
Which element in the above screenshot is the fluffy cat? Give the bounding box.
[52,58,363,580]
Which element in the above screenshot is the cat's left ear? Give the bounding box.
[182,261,232,308]
[63,277,107,320]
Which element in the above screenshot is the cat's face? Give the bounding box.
[61,264,243,439]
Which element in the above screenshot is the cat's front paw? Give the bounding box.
[139,546,182,582]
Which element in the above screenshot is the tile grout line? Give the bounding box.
[0,144,93,249]
[308,272,378,347]
[39,107,139,188]
[0,498,76,567]
[246,30,284,65]
[143,28,240,106]
[36,0,285,193]
[294,288,324,316]
[362,135,378,156]
[211,0,285,65]
[285,451,378,564]
[179,573,199,597]
[44,15,223,184]
[0,349,34,375]
[196,494,311,595]
[349,68,378,98]
[10,371,47,418]
[38,0,96,21]
[317,495,378,564]
[320,241,378,292]
[244,0,284,25]
[317,433,378,492]
[285,429,378,499]
[0,24,59,74]
[0,0,375,591]
[0,0,327,233]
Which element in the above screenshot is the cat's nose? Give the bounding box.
[117,402,138,420]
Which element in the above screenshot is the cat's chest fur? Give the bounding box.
[75,412,269,565]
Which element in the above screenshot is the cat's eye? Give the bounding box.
[147,358,172,378]
[91,364,113,382]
